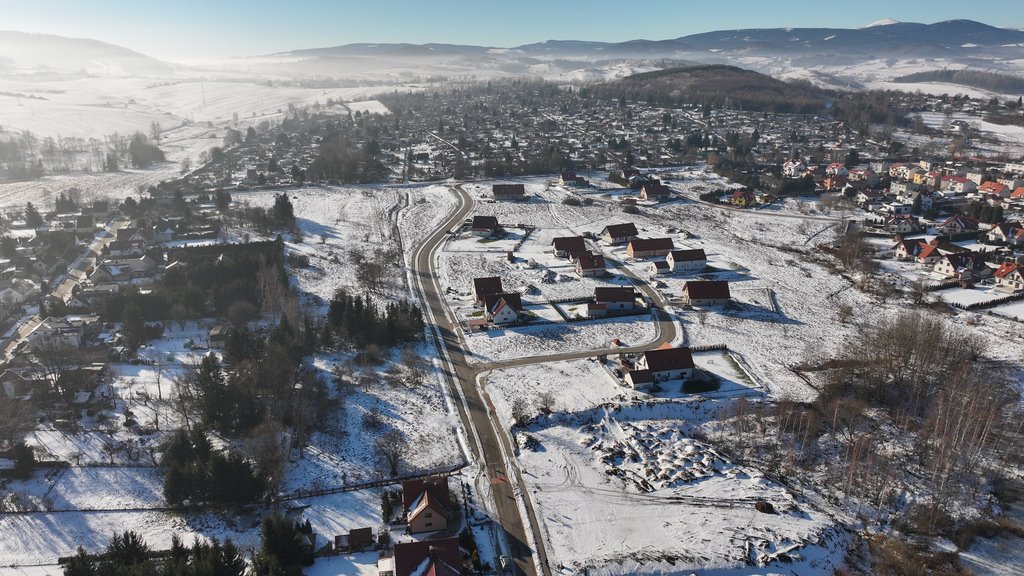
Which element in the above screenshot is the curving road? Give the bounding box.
[411,184,682,576]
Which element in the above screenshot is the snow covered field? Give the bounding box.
[484,360,844,575]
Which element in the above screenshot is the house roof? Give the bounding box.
[651,261,670,270]
[626,369,653,384]
[551,236,586,255]
[471,215,498,230]
[472,276,503,297]
[402,477,450,512]
[995,261,1020,279]
[917,243,940,260]
[484,292,522,313]
[683,280,731,300]
[594,287,635,303]
[641,346,695,373]
[669,248,706,262]
[492,183,525,196]
[641,182,670,196]
[408,487,450,524]
[940,215,979,230]
[979,181,1009,194]
[602,223,638,238]
[628,237,674,252]
[576,252,605,270]
[392,538,462,576]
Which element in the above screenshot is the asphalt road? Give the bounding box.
[412,185,684,576]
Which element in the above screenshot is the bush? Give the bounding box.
[561,196,582,206]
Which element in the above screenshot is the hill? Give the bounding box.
[584,65,830,114]
[0,31,172,76]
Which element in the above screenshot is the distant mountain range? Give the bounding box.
[271,19,1024,61]
[2,20,1022,92]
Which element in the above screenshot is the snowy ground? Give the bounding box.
[484,359,845,575]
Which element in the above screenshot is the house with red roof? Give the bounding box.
[933,251,991,281]
[484,293,522,325]
[938,215,979,234]
[575,252,606,277]
[995,261,1024,291]
[979,181,1010,197]
[402,477,451,534]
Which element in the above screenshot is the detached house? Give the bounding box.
[987,222,1023,246]
[575,252,606,277]
[493,184,526,201]
[938,215,979,235]
[979,181,1010,197]
[782,160,806,178]
[666,249,707,273]
[589,287,635,318]
[729,190,756,207]
[27,317,83,349]
[933,252,991,281]
[625,344,695,390]
[601,223,639,245]
[883,215,922,234]
[0,278,39,306]
[402,476,450,534]
[994,261,1024,291]
[681,280,731,306]
[378,537,462,576]
[484,293,522,325]
[639,182,671,201]
[472,277,503,305]
[470,216,499,237]
[940,176,977,195]
[626,238,674,259]
[551,236,586,259]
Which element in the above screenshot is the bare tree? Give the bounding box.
[247,420,288,493]
[375,430,407,477]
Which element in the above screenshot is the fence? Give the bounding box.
[274,463,468,502]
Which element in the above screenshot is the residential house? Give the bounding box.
[681,280,732,306]
[402,477,450,534]
[994,261,1024,291]
[575,252,606,277]
[965,170,986,185]
[594,287,635,311]
[826,163,849,178]
[938,215,979,235]
[0,278,39,306]
[334,527,374,553]
[940,176,977,195]
[729,190,756,207]
[856,189,885,206]
[666,249,707,273]
[979,181,1010,198]
[27,316,83,349]
[883,214,922,234]
[492,184,526,201]
[848,168,879,186]
[626,238,674,259]
[625,344,695,390]
[0,369,43,401]
[470,216,499,237]
[933,252,991,281]
[648,260,671,276]
[377,537,462,576]
[915,242,943,265]
[639,182,671,201]
[484,293,522,325]
[782,160,806,178]
[894,238,922,261]
[472,277,503,305]
[89,256,157,284]
[987,222,1023,246]
[559,170,587,186]
[551,236,586,259]
[600,223,639,245]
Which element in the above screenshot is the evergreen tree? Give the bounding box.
[24,202,43,228]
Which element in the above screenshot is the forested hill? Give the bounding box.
[892,69,1024,94]
[582,65,831,114]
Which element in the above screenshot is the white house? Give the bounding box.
[665,248,707,273]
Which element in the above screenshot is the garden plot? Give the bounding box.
[463,314,659,365]
[484,360,632,425]
[523,303,563,323]
[936,286,1013,307]
[990,299,1024,321]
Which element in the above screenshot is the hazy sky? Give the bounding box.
[2,0,1020,61]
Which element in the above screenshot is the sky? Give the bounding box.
[1,0,1021,61]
